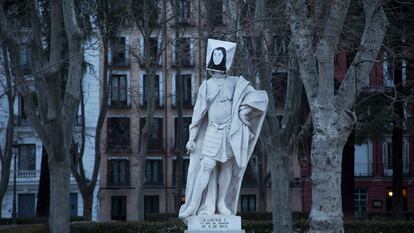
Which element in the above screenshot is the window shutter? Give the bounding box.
[172,74,177,106]
[159,74,164,106]
[139,75,144,106]
[191,74,196,106]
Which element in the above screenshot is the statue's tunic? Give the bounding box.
[201,77,237,163]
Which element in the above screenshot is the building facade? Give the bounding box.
[0,37,100,220]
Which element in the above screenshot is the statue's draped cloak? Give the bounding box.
[179,76,268,217]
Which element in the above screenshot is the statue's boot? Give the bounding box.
[179,205,197,219]
[217,202,232,215]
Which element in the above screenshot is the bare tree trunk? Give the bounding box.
[271,138,292,232]
[174,54,184,212]
[392,60,404,219]
[81,192,93,220]
[0,45,15,218]
[341,131,355,219]
[256,149,267,212]
[309,108,354,233]
[49,158,71,233]
[36,148,50,217]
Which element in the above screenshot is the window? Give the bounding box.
[271,73,288,109]
[208,0,223,26]
[354,143,373,176]
[144,195,160,214]
[177,0,190,24]
[111,37,128,66]
[18,193,35,217]
[174,117,191,152]
[15,96,30,126]
[140,74,163,107]
[240,195,256,212]
[175,38,192,66]
[20,44,32,75]
[382,139,409,176]
[354,189,368,217]
[145,159,162,185]
[383,52,394,87]
[144,37,159,59]
[110,74,128,107]
[70,193,78,217]
[107,159,130,186]
[140,117,163,151]
[173,74,194,107]
[272,36,288,56]
[107,117,130,151]
[111,196,127,221]
[140,37,160,66]
[15,144,36,171]
[172,158,190,184]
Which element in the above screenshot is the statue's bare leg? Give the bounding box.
[217,159,233,215]
[179,158,216,218]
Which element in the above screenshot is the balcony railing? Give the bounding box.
[14,116,30,127]
[107,174,130,187]
[354,163,373,176]
[354,162,411,177]
[18,170,39,179]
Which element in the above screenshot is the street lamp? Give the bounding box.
[12,148,17,224]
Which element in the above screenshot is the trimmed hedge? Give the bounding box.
[0,217,85,225]
[2,220,414,233]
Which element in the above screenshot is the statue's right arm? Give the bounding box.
[186,80,207,153]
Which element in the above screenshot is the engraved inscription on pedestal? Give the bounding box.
[185,215,244,233]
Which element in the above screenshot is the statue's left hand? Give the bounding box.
[239,107,251,126]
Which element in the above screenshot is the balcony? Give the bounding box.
[107,174,130,187]
[354,162,411,177]
[14,116,30,127]
[17,170,40,179]
[354,163,373,176]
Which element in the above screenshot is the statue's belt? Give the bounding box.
[207,119,232,130]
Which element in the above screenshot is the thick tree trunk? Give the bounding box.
[49,159,71,233]
[36,148,50,217]
[175,66,184,212]
[256,150,267,212]
[309,109,353,233]
[341,131,355,219]
[310,136,344,233]
[137,141,148,221]
[272,139,292,233]
[392,61,404,219]
[82,191,93,221]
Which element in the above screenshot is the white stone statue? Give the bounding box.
[179,39,268,219]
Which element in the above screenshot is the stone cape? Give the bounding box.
[179,75,268,217]
[184,215,244,233]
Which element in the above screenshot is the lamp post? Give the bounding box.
[12,151,17,224]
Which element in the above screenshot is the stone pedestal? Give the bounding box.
[184,215,245,233]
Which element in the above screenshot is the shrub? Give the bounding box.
[2,219,414,233]
[0,224,47,233]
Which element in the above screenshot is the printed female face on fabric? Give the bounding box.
[207,47,226,72]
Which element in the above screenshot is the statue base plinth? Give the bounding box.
[184,215,245,233]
